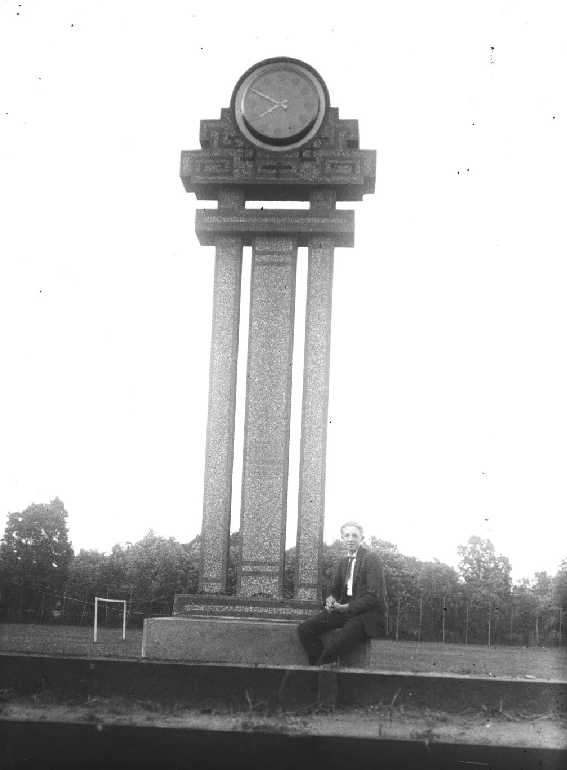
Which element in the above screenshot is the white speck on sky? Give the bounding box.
[1,1,566,582]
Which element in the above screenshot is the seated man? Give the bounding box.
[297,521,386,665]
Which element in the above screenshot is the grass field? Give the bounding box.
[1,622,566,680]
[0,622,142,659]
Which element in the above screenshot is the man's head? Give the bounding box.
[340,521,364,555]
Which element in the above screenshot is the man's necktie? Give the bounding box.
[345,556,355,596]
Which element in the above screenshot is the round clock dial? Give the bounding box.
[233,58,328,151]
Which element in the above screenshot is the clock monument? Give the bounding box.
[143,57,375,662]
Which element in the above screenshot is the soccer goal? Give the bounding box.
[93,597,127,642]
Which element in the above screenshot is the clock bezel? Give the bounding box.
[231,57,329,152]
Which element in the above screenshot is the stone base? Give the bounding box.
[172,593,320,620]
[142,616,307,665]
[142,616,371,667]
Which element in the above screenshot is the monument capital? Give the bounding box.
[180,57,376,203]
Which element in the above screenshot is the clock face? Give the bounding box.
[233,59,328,151]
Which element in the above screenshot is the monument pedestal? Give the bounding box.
[143,601,371,667]
[142,615,370,667]
[141,594,320,665]
[142,616,306,665]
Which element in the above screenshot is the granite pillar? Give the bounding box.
[238,236,297,599]
[295,192,336,601]
[199,189,244,593]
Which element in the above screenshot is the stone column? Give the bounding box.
[239,236,298,598]
[199,189,244,593]
[295,191,336,601]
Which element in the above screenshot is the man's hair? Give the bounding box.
[340,520,364,536]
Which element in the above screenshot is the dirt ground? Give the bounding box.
[1,695,566,751]
[1,623,566,680]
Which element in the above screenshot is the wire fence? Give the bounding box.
[0,584,167,628]
[1,585,564,646]
[383,594,565,646]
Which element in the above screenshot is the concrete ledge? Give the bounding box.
[4,718,566,770]
[3,718,566,770]
[2,652,566,716]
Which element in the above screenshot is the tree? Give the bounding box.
[64,547,130,624]
[458,536,511,645]
[512,578,538,645]
[553,560,567,645]
[532,571,555,644]
[122,531,196,617]
[552,559,567,609]
[417,560,461,642]
[65,548,108,621]
[0,498,73,618]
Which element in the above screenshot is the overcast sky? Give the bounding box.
[1,1,566,582]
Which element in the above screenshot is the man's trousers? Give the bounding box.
[297,610,367,665]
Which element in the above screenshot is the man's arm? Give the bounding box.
[330,558,344,600]
[324,557,346,612]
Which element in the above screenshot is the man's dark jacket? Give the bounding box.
[330,545,386,638]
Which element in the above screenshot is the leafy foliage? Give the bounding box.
[1,500,565,645]
[552,559,567,609]
[458,536,512,601]
[0,498,73,617]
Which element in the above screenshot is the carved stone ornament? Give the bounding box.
[180,57,376,202]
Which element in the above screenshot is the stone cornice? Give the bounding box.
[181,107,376,202]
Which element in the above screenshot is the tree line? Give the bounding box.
[1,498,566,646]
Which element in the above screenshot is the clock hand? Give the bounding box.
[258,99,288,118]
[251,88,281,105]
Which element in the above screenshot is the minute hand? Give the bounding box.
[250,88,281,105]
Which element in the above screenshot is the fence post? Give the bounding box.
[442,594,447,643]
[395,597,401,641]
[487,600,492,648]
[509,602,514,644]
[418,596,423,642]
[465,603,469,644]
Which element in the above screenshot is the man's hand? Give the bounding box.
[325,595,349,613]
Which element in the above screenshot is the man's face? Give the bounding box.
[341,525,363,555]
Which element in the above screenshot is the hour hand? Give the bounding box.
[251,88,280,105]
[258,100,288,118]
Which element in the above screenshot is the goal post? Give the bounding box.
[93,597,127,642]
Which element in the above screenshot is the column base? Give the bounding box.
[173,593,320,621]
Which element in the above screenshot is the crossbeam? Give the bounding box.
[195,208,354,247]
